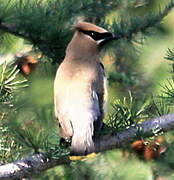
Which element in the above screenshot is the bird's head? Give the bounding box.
[66,22,117,59]
[75,22,116,46]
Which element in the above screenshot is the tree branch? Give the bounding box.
[1,114,174,179]
[0,21,26,39]
[95,113,174,152]
[0,154,71,180]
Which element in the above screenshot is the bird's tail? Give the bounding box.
[70,113,95,155]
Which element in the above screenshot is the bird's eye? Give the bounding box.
[80,30,97,39]
[88,31,100,39]
[80,30,109,41]
[90,32,94,37]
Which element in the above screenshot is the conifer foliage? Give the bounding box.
[1,0,174,179]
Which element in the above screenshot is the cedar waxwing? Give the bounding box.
[54,22,116,155]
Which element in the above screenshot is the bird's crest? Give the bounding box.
[75,22,107,33]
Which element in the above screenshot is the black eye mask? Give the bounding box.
[79,30,113,41]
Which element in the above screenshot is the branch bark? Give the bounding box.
[0,154,71,180]
[1,113,174,179]
[0,21,26,39]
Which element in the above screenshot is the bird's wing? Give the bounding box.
[99,62,108,113]
[93,62,107,133]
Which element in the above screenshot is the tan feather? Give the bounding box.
[54,22,111,155]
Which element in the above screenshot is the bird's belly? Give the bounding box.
[55,80,100,120]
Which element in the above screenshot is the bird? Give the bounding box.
[54,22,116,155]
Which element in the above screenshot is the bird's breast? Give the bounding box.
[55,60,102,82]
[54,60,103,100]
[54,59,105,119]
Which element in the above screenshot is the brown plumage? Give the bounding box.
[54,22,115,155]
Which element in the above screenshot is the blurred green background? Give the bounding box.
[1,0,174,179]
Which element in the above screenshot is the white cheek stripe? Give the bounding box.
[96,39,105,44]
[86,35,105,44]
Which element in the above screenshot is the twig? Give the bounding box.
[0,154,71,180]
[0,21,25,38]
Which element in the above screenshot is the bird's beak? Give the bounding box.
[99,33,119,47]
[111,33,120,40]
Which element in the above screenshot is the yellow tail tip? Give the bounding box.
[69,153,97,161]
